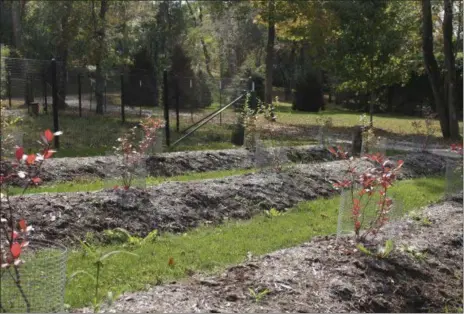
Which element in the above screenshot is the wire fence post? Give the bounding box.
[163,69,170,147]
[42,69,48,113]
[7,70,12,109]
[219,79,222,125]
[51,59,60,149]
[120,73,125,123]
[78,73,82,117]
[104,75,107,113]
[175,75,180,132]
[139,79,142,117]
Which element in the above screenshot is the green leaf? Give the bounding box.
[356,243,372,256]
[68,270,96,283]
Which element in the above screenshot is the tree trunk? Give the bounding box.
[56,2,73,109]
[265,0,275,106]
[421,0,450,138]
[443,0,460,140]
[11,0,23,55]
[95,0,108,115]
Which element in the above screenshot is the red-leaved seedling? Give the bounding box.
[114,117,163,190]
[0,129,62,312]
[329,147,403,242]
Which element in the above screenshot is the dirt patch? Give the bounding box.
[1,145,335,185]
[90,196,463,313]
[4,153,447,243]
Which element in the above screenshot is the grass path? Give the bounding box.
[7,168,258,196]
[64,177,445,309]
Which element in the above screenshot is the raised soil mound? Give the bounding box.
[5,153,448,243]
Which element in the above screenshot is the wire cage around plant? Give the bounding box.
[0,240,68,313]
[444,158,463,197]
[336,187,404,240]
[317,125,334,149]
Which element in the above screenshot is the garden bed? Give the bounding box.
[99,195,463,313]
[3,145,335,185]
[5,153,447,243]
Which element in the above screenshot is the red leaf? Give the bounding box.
[328,147,337,156]
[168,257,175,267]
[10,243,21,259]
[43,149,54,159]
[31,177,42,184]
[26,154,36,165]
[113,185,119,190]
[44,129,54,142]
[18,219,27,231]
[15,147,24,161]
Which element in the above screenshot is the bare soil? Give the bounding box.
[4,153,447,243]
[92,195,463,313]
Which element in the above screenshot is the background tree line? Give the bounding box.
[0,0,462,139]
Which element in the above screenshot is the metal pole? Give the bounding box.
[104,76,107,113]
[163,70,170,147]
[175,76,180,132]
[120,73,125,123]
[7,71,12,109]
[219,80,222,125]
[51,59,60,149]
[43,70,48,113]
[78,73,82,117]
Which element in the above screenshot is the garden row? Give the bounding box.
[2,145,334,185]
[9,152,447,243]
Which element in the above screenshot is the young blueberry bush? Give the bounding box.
[329,146,404,242]
[0,129,62,311]
[411,106,438,151]
[113,117,163,190]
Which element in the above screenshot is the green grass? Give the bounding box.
[7,168,257,196]
[4,100,460,158]
[275,101,463,138]
[63,176,445,309]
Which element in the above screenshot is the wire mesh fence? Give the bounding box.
[1,57,261,155]
[0,240,68,313]
[444,158,463,197]
[336,187,404,239]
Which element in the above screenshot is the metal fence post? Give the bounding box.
[163,69,170,147]
[51,59,60,149]
[43,70,48,113]
[7,71,12,109]
[78,73,82,117]
[219,79,222,125]
[175,75,180,132]
[120,73,125,123]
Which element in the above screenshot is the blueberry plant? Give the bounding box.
[329,146,404,242]
[113,117,163,190]
[0,129,62,312]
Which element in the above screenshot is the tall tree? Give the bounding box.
[264,0,275,106]
[92,0,109,114]
[442,0,460,139]
[421,0,449,138]
[56,1,74,109]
